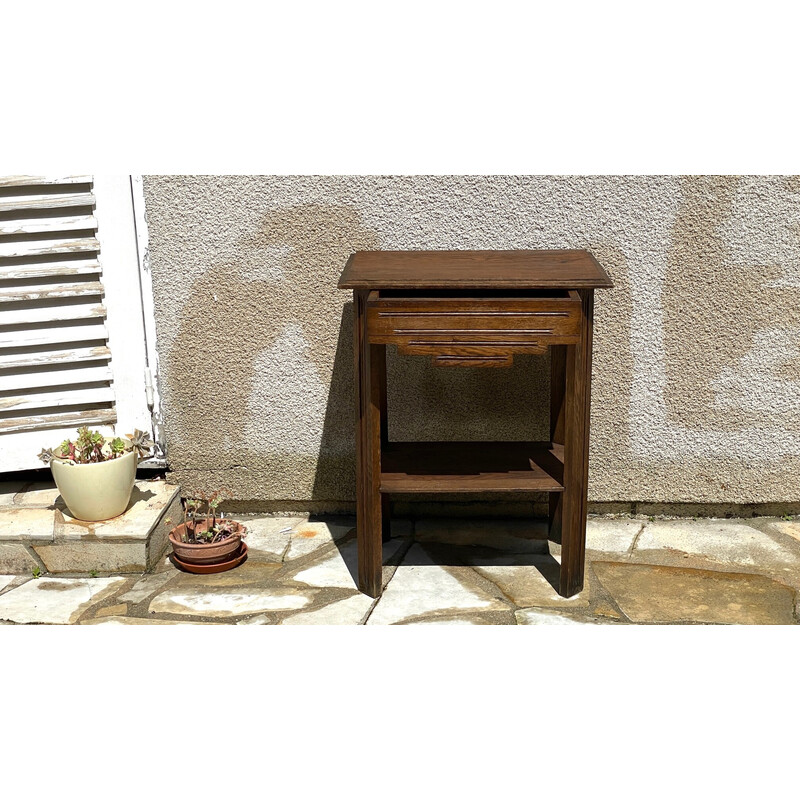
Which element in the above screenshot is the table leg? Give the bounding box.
[557,290,594,598]
[373,343,392,543]
[549,345,566,545]
[354,291,383,597]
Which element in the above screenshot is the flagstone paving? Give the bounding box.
[281,594,376,625]
[0,514,797,625]
[0,544,39,574]
[636,519,800,573]
[769,520,800,545]
[469,554,591,609]
[515,608,618,625]
[0,477,181,574]
[149,585,315,618]
[0,577,125,624]
[591,561,796,625]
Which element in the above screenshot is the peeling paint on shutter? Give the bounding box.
[0,175,118,448]
[0,175,162,471]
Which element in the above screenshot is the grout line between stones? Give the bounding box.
[11,482,35,505]
[279,527,294,562]
[359,597,380,625]
[627,523,647,558]
[23,542,47,575]
[361,521,416,625]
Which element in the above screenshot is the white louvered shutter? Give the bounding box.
[0,175,156,471]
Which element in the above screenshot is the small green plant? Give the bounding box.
[648,516,655,523]
[781,514,793,521]
[171,490,247,545]
[32,566,41,579]
[37,427,154,466]
[89,570,98,578]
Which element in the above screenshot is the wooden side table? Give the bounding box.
[338,250,613,598]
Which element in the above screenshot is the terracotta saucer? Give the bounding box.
[171,542,248,574]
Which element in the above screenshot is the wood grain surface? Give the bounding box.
[339,250,612,289]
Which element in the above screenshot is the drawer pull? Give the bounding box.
[395,328,554,335]
[433,354,512,368]
[407,340,549,347]
[398,342,548,365]
[378,310,571,317]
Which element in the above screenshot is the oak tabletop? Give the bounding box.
[338,249,613,290]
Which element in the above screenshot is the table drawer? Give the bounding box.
[366,290,582,365]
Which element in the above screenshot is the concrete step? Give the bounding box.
[0,478,181,574]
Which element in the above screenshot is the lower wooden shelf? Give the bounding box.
[380,441,564,494]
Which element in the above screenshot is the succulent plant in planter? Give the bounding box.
[167,491,248,573]
[37,427,155,522]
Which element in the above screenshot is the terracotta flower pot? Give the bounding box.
[168,519,245,565]
[50,449,138,521]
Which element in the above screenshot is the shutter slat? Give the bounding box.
[0,322,108,348]
[0,408,117,435]
[0,281,104,304]
[0,176,92,188]
[0,236,99,259]
[0,364,113,391]
[0,259,102,281]
[0,176,122,457]
[0,345,111,370]
[0,386,116,412]
[0,192,95,213]
[0,214,98,236]
[0,301,106,326]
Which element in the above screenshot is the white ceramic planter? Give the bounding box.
[50,449,138,521]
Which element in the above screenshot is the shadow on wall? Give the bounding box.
[311,300,356,502]
[168,202,600,506]
[663,176,800,431]
[314,305,555,513]
[167,204,382,504]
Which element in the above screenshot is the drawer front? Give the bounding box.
[366,291,582,365]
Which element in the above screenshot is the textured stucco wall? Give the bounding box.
[142,176,800,508]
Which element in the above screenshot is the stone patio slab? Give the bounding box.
[12,483,64,508]
[0,507,55,541]
[515,608,615,625]
[284,519,355,560]
[761,519,800,546]
[635,519,800,571]
[0,480,179,574]
[414,518,549,553]
[95,603,128,618]
[367,545,508,625]
[0,577,125,624]
[291,538,406,590]
[55,482,180,540]
[592,561,796,624]
[0,575,17,593]
[282,594,376,624]
[591,597,625,620]
[238,516,301,561]
[586,518,643,553]
[0,544,39,574]
[33,541,147,573]
[118,572,175,604]
[469,554,590,609]
[0,481,25,507]
[149,586,315,618]
[167,560,283,587]
[82,616,216,625]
